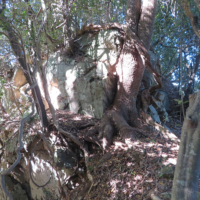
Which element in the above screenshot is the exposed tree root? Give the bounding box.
[99,109,147,149]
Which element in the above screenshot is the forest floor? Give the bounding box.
[47,109,182,200]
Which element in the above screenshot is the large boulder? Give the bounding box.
[46,29,122,118]
[46,29,170,121]
[0,122,74,200]
[1,29,171,122]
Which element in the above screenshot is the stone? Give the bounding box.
[148,105,161,124]
[45,29,121,118]
[13,68,27,88]
[2,29,170,122]
[56,148,77,169]
[152,90,169,123]
[161,192,171,199]
[197,192,200,200]
[0,176,29,200]
[159,164,175,179]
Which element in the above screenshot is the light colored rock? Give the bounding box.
[148,105,161,124]
[45,29,121,118]
[152,90,169,122]
[1,29,171,122]
[13,68,27,88]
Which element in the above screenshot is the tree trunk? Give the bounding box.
[184,54,200,103]
[138,0,158,49]
[171,91,200,200]
[100,0,158,147]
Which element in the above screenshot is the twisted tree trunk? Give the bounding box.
[100,0,159,148]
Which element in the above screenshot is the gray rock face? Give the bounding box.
[151,90,169,123]
[56,148,77,169]
[0,128,74,200]
[46,29,122,118]
[147,90,170,124]
[0,176,29,200]
[140,51,170,124]
[148,105,161,124]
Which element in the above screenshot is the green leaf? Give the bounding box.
[174,99,182,105]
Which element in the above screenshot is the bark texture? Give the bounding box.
[126,0,141,34]
[138,0,158,49]
[100,0,158,147]
[171,91,200,200]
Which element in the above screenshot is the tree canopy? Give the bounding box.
[0,0,199,95]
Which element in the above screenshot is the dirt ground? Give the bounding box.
[48,109,182,200]
[0,108,182,200]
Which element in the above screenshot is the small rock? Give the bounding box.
[159,164,175,179]
[101,152,112,162]
[161,192,171,199]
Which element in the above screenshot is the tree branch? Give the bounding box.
[126,0,141,34]
[150,34,166,50]
[138,0,158,49]
[182,0,200,38]
[165,65,178,78]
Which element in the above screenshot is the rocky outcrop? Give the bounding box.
[1,28,172,124]
[46,29,122,118]
[0,122,75,200]
[46,29,171,123]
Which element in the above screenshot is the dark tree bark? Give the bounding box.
[100,0,159,148]
[126,0,141,34]
[171,91,200,200]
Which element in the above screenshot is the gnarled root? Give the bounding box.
[99,109,147,149]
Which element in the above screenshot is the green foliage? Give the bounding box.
[131,171,136,175]
[174,99,189,105]
[153,1,200,92]
[88,165,94,172]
